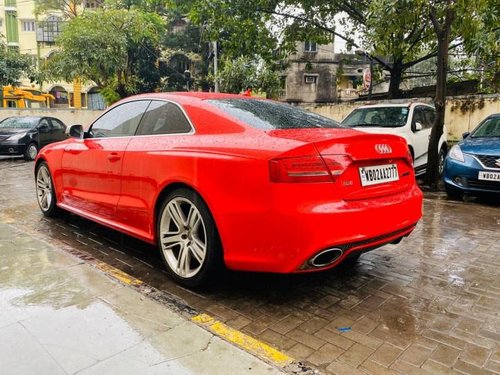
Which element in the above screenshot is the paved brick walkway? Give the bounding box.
[1,158,499,374]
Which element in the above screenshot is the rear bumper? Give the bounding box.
[220,184,423,273]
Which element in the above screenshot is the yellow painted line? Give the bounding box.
[192,313,293,367]
[95,262,143,286]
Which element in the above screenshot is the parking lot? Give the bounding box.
[1,157,499,375]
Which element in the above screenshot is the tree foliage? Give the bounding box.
[0,43,35,86]
[46,8,164,102]
[214,56,282,97]
[34,0,83,18]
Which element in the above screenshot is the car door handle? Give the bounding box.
[107,153,121,162]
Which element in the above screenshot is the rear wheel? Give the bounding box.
[24,142,38,161]
[35,162,59,217]
[157,188,222,288]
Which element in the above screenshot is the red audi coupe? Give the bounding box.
[35,93,423,287]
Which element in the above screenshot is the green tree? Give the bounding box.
[422,0,493,189]
[216,56,258,93]
[215,56,282,97]
[46,8,164,102]
[0,43,35,86]
[34,0,83,18]
[168,0,281,63]
[169,0,442,98]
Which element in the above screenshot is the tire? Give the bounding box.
[438,147,446,177]
[157,188,222,288]
[445,184,463,201]
[35,162,59,217]
[24,142,39,161]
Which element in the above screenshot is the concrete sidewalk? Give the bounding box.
[0,222,283,375]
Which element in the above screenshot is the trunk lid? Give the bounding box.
[267,129,415,200]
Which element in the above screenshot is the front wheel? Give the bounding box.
[24,142,39,161]
[438,147,446,177]
[157,188,222,288]
[35,162,59,217]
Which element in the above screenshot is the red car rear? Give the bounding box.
[35,93,422,287]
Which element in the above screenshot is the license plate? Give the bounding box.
[478,171,500,181]
[359,164,399,186]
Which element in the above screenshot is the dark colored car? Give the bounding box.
[0,116,67,160]
[443,114,500,198]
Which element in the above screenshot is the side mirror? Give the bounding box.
[66,124,84,139]
[38,124,49,133]
[414,122,423,131]
[462,132,470,139]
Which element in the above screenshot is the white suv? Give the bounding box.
[342,103,448,176]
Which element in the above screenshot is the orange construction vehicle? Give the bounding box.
[1,85,54,109]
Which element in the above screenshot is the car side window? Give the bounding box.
[38,119,50,129]
[50,118,65,130]
[423,108,435,129]
[413,107,427,130]
[136,101,192,135]
[90,101,150,138]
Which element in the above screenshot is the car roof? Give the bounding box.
[122,92,257,106]
[354,102,434,109]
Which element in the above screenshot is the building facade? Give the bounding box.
[0,0,105,109]
[282,40,370,104]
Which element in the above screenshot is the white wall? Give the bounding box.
[0,108,103,129]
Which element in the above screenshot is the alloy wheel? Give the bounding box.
[159,197,207,279]
[438,149,446,176]
[27,144,38,160]
[36,165,53,212]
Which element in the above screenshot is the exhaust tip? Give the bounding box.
[309,248,344,268]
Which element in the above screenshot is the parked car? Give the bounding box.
[341,103,448,176]
[35,93,423,287]
[443,113,500,198]
[0,116,67,160]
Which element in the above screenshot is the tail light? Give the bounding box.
[405,148,414,166]
[269,155,351,183]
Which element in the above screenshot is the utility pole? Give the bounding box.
[213,41,219,92]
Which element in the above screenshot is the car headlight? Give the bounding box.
[6,133,27,141]
[448,144,464,163]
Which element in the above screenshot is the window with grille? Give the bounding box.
[304,41,317,52]
[22,20,36,32]
[36,16,62,43]
[304,75,318,84]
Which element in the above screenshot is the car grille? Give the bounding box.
[474,154,500,169]
[466,178,500,191]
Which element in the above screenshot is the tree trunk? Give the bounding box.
[387,61,403,99]
[424,4,455,190]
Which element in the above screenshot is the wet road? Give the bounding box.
[1,157,500,375]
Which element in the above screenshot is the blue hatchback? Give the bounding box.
[443,114,500,198]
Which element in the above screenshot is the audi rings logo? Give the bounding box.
[375,144,392,154]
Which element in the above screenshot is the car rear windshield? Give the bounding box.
[0,117,38,129]
[206,99,341,130]
[471,117,500,138]
[342,107,409,128]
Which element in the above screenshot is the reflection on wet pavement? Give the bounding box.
[1,157,499,374]
[0,220,284,374]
